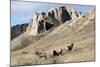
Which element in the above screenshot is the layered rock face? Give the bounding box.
[11,23,28,40]
[27,6,79,35]
[47,6,79,23]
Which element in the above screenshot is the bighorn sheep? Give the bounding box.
[59,48,68,55]
[53,50,59,56]
[52,43,74,56]
[67,43,74,51]
[35,51,47,59]
[60,43,74,54]
[53,49,62,56]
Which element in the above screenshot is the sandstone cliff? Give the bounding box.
[26,6,79,35]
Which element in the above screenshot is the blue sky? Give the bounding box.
[11,1,94,26]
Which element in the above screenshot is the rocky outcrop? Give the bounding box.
[27,6,80,35]
[11,23,28,40]
[47,6,79,23]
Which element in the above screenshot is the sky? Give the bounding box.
[11,0,94,26]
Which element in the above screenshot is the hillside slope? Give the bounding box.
[11,23,28,40]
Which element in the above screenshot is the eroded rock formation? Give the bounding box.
[26,6,79,35]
